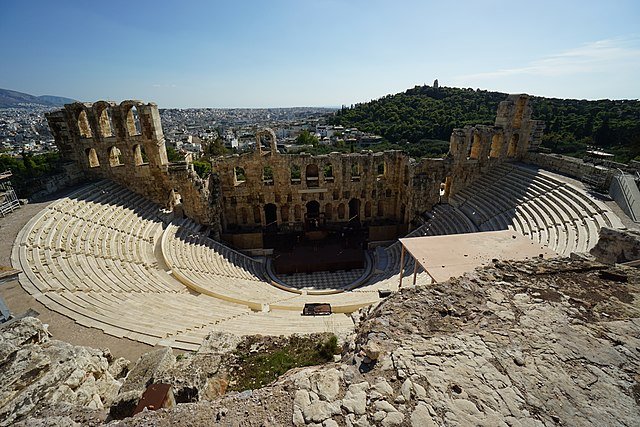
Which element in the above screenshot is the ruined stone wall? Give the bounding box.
[442,94,544,199]
[46,94,543,239]
[212,148,417,232]
[46,101,218,229]
[523,152,613,183]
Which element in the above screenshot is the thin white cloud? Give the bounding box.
[459,37,640,80]
[151,84,177,88]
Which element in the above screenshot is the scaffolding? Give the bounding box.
[0,171,20,217]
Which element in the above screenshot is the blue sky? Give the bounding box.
[1,1,639,107]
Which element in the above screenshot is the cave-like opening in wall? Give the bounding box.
[264,203,277,230]
[349,198,360,222]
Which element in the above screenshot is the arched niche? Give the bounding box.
[125,105,142,136]
[96,104,114,137]
[281,205,290,222]
[86,148,100,168]
[132,144,148,166]
[469,133,482,160]
[77,109,92,138]
[490,134,504,158]
[108,146,122,167]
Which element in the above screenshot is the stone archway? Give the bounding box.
[306,200,320,218]
[264,203,277,226]
[348,198,360,221]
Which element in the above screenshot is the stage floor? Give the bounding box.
[273,241,365,275]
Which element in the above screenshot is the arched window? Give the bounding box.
[240,207,248,224]
[333,190,339,201]
[469,133,482,160]
[98,107,114,137]
[108,146,122,167]
[77,110,92,138]
[294,204,302,221]
[337,203,346,219]
[305,164,319,188]
[281,205,290,222]
[377,200,384,217]
[490,134,504,158]
[351,163,361,181]
[132,144,148,166]
[234,167,246,185]
[323,164,333,181]
[126,105,142,136]
[253,205,261,224]
[263,165,274,185]
[86,148,99,168]
[291,165,301,184]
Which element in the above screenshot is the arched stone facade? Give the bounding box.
[46,94,544,246]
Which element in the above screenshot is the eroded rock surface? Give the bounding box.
[0,317,127,426]
[5,258,639,426]
[591,227,640,264]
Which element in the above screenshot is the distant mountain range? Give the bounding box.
[0,88,76,108]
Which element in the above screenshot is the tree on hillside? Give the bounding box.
[296,130,319,146]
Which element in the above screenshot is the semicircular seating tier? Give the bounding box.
[11,181,356,351]
[161,220,389,311]
[13,163,622,351]
[423,163,624,255]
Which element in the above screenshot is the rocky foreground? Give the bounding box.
[2,255,639,426]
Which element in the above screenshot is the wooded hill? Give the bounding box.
[328,85,640,162]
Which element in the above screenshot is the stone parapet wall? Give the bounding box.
[523,152,613,183]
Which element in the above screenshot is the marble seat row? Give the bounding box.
[449,163,624,255]
[14,181,364,349]
[164,220,264,281]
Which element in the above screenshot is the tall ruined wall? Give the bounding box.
[213,148,416,231]
[45,101,218,230]
[440,94,544,200]
[46,94,543,239]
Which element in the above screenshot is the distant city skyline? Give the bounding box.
[1,1,639,108]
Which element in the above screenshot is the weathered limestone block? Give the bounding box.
[109,347,175,419]
[0,317,123,427]
[590,227,640,264]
